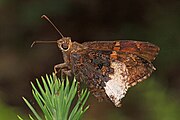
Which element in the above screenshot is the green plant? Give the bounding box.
[18,74,90,120]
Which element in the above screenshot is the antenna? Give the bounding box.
[41,15,64,38]
[31,15,64,47]
[31,40,57,47]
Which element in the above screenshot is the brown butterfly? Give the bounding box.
[32,15,160,107]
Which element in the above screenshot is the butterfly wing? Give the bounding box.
[70,40,159,107]
[82,40,160,62]
[70,49,112,102]
[83,40,160,85]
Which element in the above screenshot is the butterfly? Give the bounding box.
[32,15,160,107]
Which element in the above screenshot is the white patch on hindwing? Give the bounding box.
[104,61,130,107]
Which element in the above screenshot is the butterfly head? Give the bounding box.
[57,37,72,51]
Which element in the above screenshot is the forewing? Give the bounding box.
[82,40,160,62]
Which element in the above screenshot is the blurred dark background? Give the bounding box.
[0,0,180,120]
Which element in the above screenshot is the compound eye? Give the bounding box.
[61,43,69,50]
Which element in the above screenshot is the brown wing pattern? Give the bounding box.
[71,40,159,102]
[83,40,160,62]
[70,49,112,101]
[118,40,159,62]
[116,53,155,87]
[82,40,159,86]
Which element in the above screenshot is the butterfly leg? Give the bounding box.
[54,63,72,76]
[61,69,72,76]
[77,81,81,97]
[54,63,66,74]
